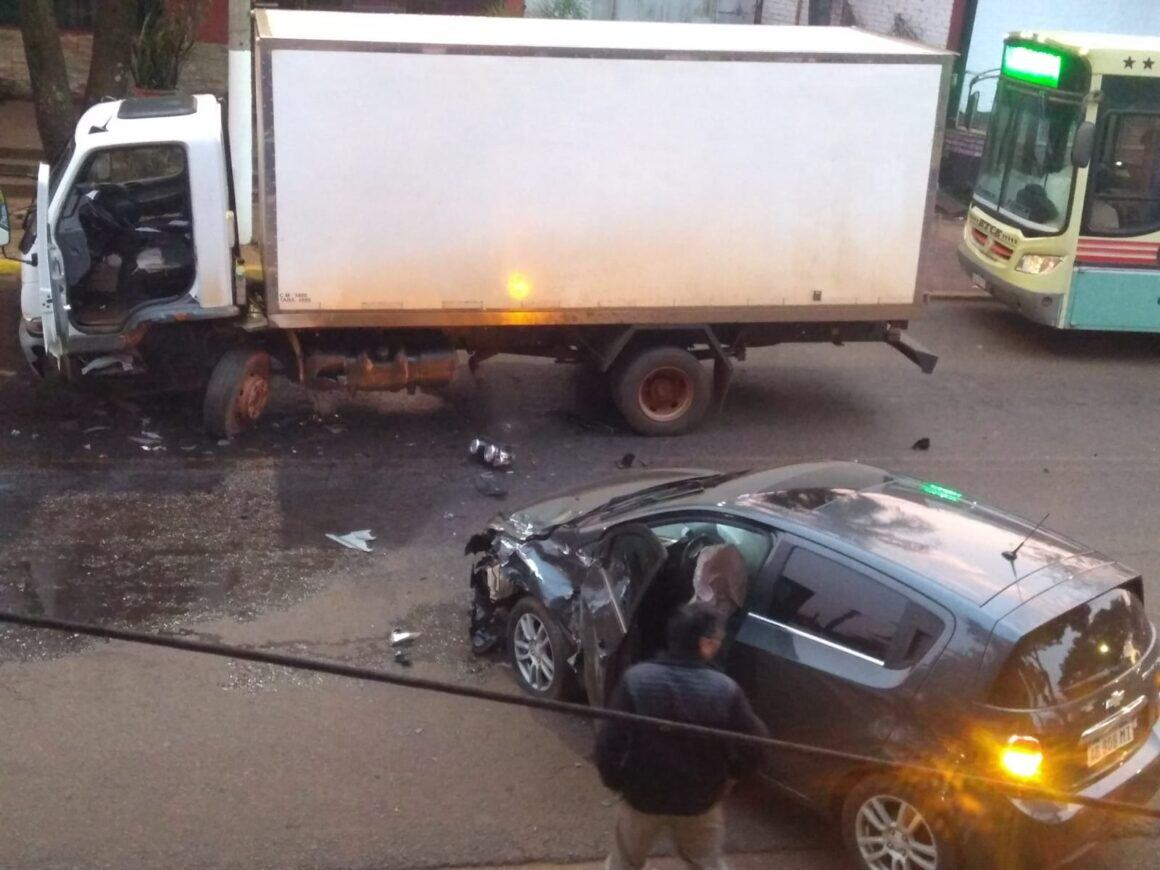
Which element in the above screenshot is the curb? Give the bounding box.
[927,290,991,301]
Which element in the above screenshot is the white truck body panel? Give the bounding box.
[255,14,951,326]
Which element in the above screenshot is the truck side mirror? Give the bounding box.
[1072,122,1096,168]
[0,189,10,248]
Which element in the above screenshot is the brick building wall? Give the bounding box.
[831,0,953,47]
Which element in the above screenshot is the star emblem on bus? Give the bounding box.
[1145,58,1155,70]
[1124,56,1136,69]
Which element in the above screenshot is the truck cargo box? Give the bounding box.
[253,12,952,329]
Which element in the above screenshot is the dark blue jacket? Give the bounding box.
[595,653,768,815]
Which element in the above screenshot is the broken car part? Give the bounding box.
[469,437,514,469]
[325,529,376,552]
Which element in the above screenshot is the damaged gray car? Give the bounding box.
[466,462,1160,870]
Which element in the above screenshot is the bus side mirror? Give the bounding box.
[1072,122,1096,168]
[0,189,10,248]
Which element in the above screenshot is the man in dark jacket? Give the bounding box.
[595,603,768,870]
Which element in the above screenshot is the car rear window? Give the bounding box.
[990,586,1154,708]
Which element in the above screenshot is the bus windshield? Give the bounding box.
[974,81,1084,234]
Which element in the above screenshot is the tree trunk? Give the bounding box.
[17,0,76,157]
[85,0,139,105]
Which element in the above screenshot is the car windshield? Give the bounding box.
[990,586,1154,708]
[974,80,1083,234]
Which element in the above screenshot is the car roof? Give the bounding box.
[662,462,1098,607]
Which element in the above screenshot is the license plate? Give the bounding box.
[971,272,987,289]
[1087,721,1136,767]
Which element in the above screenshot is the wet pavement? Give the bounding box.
[2,286,1160,868]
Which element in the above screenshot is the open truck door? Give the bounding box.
[578,524,666,707]
[35,163,69,360]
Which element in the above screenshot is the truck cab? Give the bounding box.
[20,94,236,372]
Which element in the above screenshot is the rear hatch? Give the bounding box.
[983,576,1159,790]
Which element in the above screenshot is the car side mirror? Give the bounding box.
[0,188,10,248]
[1072,122,1096,168]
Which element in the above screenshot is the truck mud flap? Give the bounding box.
[886,327,938,374]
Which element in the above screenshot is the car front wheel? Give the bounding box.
[507,597,572,700]
[841,775,958,870]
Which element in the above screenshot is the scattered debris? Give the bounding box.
[326,529,376,552]
[390,630,419,647]
[129,436,159,446]
[141,430,163,441]
[83,425,111,435]
[326,425,345,435]
[469,437,514,468]
[393,650,412,667]
[141,444,166,453]
[616,452,648,469]
[9,430,19,437]
[911,437,931,451]
[474,471,508,499]
[217,439,231,447]
[80,353,137,376]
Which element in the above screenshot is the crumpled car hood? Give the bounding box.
[493,468,712,539]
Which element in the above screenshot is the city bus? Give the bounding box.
[959,33,1160,331]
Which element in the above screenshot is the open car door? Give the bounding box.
[35,163,69,360]
[578,523,666,707]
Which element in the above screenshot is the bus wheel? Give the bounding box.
[611,346,711,436]
[203,348,272,438]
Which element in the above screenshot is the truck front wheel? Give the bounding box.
[203,348,272,438]
[611,346,711,436]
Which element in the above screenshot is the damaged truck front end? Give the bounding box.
[466,523,587,659]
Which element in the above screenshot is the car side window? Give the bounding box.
[766,547,909,665]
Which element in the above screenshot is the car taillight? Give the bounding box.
[1000,735,1044,780]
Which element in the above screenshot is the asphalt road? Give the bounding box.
[2,292,1160,869]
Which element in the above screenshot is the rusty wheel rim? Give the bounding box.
[234,372,269,427]
[637,366,695,423]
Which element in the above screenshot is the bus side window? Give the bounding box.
[1087,113,1160,235]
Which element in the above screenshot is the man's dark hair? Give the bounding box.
[666,603,723,657]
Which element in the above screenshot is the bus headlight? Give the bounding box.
[1000,735,1044,779]
[1016,254,1063,275]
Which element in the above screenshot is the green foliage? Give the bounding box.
[528,0,588,19]
[130,0,206,91]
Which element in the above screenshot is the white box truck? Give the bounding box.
[6,12,950,437]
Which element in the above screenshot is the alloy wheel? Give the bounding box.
[512,612,555,692]
[854,794,939,870]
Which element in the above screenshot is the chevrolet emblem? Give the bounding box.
[1105,689,1126,710]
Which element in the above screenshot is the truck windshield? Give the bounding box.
[974,81,1084,234]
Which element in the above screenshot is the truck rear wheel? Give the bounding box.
[203,348,272,438]
[611,346,711,436]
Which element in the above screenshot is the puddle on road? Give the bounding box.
[0,464,337,662]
